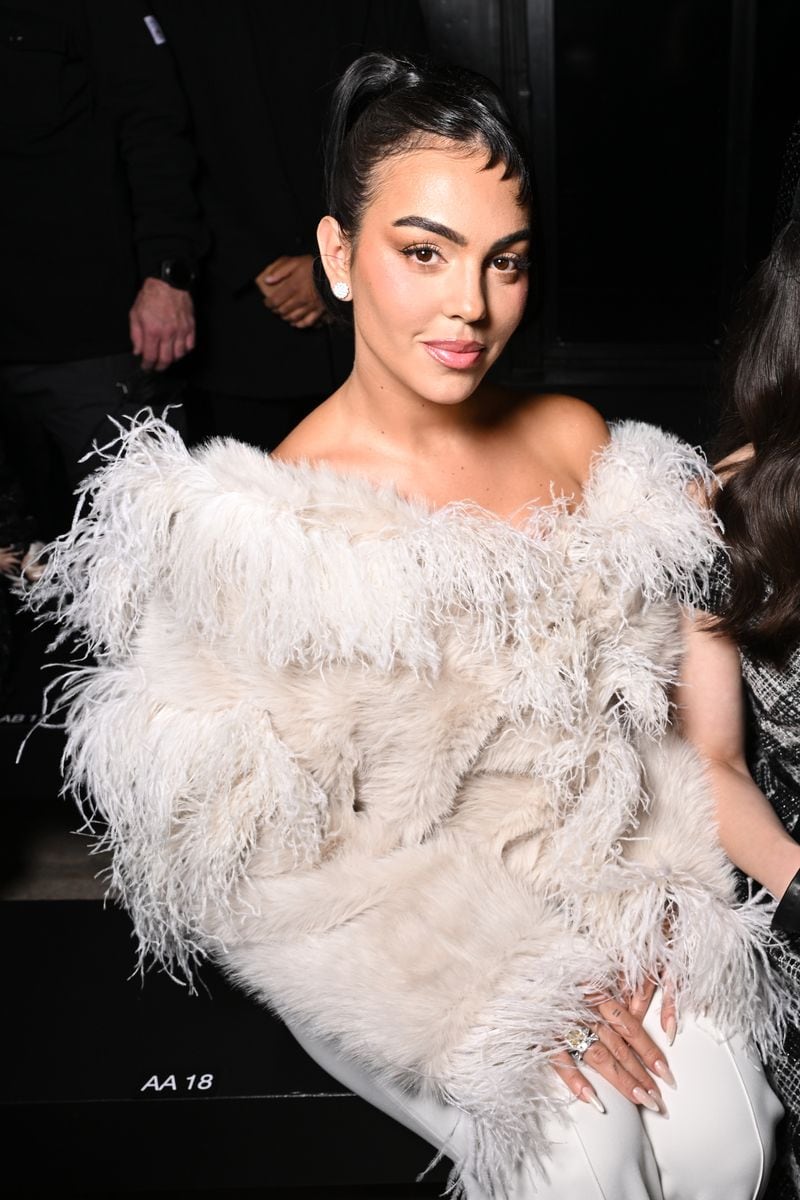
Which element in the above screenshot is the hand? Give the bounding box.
[625,977,678,1046]
[129,277,196,372]
[255,255,326,329]
[551,982,676,1114]
[0,545,22,575]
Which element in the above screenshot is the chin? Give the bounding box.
[413,368,491,406]
[418,382,481,407]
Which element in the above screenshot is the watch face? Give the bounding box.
[162,259,195,289]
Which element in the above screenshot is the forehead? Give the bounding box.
[365,142,529,237]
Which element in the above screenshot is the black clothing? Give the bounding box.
[0,0,203,363]
[0,434,36,688]
[0,355,185,539]
[154,1,427,401]
[185,389,323,453]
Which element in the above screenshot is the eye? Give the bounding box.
[491,253,530,273]
[401,243,441,265]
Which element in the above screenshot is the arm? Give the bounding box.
[677,610,800,898]
[86,1,205,369]
[25,418,329,979]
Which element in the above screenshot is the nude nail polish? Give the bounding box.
[664,1014,678,1046]
[632,1086,660,1113]
[579,1085,606,1114]
[652,1058,677,1089]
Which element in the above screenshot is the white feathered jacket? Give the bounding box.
[31,417,788,1193]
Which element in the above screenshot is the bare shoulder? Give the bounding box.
[270,425,310,464]
[270,399,337,464]
[687,442,754,508]
[524,392,610,446]
[715,443,754,475]
[509,392,610,487]
[687,443,753,509]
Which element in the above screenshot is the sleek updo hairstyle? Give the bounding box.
[320,53,533,316]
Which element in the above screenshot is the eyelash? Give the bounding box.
[400,242,530,274]
[493,252,531,274]
[400,242,441,265]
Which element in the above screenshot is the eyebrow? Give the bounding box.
[392,215,530,255]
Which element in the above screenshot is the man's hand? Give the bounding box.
[129,277,196,371]
[256,254,326,329]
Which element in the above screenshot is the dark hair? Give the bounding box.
[320,53,533,311]
[711,217,800,665]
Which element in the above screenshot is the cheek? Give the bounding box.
[357,249,437,328]
[491,277,529,334]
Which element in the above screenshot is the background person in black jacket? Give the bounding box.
[0,0,204,539]
[154,0,427,451]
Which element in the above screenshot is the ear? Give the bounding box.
[317,215,351,292]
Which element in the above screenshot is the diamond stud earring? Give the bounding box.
[332,280,351,301]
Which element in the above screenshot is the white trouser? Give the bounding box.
[286,992,783,1199]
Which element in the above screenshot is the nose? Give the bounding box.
[443,262,487,324]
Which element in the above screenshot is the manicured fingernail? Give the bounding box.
[632,1086,660,1112]
[579,1085,605,1114]
[652,1059,677,1089]
[649,1089,669,1118]
[664,1014,678,1046]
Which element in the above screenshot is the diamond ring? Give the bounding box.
[563,1024,600,1063]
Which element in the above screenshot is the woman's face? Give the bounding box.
[344,141,531,407]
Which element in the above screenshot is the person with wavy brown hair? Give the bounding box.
[680,120,800,1200]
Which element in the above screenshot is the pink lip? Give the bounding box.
[422,340,486,370]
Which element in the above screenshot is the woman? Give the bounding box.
[31,55,786,1199]
[680,120,800,1200]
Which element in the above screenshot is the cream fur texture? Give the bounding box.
[28,416,792,1197]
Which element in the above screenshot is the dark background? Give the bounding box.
[426,0,800,442]
[3,1,799,1195]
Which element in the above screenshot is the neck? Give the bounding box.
[334,346,481,459]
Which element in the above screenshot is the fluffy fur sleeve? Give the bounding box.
[26,418,329,977]
[578,419,719,608]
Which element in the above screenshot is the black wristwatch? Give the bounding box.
[156,258,197,291]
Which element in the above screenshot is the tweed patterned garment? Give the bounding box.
[704,550,800,1200]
